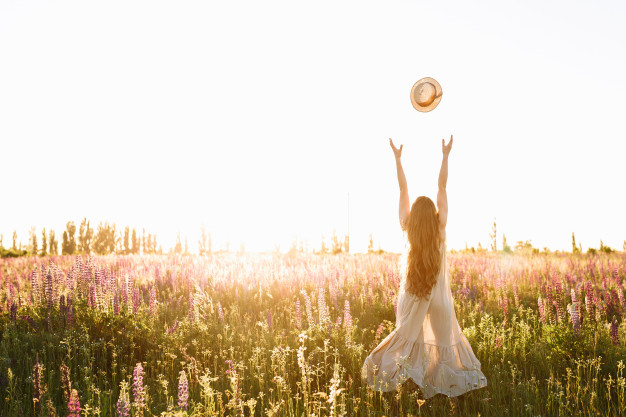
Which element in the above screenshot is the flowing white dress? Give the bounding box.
[362,229,487,398]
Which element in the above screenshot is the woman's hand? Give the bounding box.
[390,138,403,160]
[442,135,453,157]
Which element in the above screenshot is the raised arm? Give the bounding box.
[437,135,453,231]
[390,138,410,230]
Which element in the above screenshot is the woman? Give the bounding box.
[362,136,487,399]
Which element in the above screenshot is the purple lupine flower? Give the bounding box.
[132,288,141,314]
[301,290,314,327]
[188,293,195,324]
[612,289,621,313]
[114,290,120,316]
[538,296,546,325]
[9,302,17,323]
[59,294,66,316]
[295,299,301,329]
[611,317,619,346]
[177,370,189,410]
[68,389,81,417]
[45,270,54,310]
[132,363,145,410]
[568,303,581,336]
[67,298,74,328]
[88,284,96,309]
[571,288,577,304]
[116,382,130,417]
[31,267,40,306]
[149,286,157,315]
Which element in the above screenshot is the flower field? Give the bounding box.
[0,252,624,416]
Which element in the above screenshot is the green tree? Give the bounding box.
[489,218,497,252]
[78,218,93,254]
[572,232,580,254]
[131,228,139,254]
[599,240,613,254]
[62,221,77,255]
[502,234,512,253]
[29,227,38,255]
[12,230,17,251]
[40,228,47,256]
[49,230,58,256]
[123,226,130,254]
[331,230,343,254]
[368,234,375,253]
[175,232,182,254]
[199,225,208,256]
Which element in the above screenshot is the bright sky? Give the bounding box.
[1,0,625,254]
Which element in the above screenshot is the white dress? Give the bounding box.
[362,229,487,398]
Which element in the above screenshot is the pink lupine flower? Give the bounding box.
[538,296,546,325]
[68,389,81,417]
[554,300,564,323]
[301,290,314,327]
[343,300,353,329]
[610,316,619,346]
[132,288,141,314]
[495,336,502,348]
[114,290,120,316]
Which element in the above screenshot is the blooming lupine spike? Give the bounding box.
[132,362,145,410]
[178,370,189,410]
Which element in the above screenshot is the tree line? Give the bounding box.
[0,218,162,257]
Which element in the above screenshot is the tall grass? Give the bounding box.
[0,251,624,416]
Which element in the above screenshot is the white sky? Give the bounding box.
[1,0,625,253]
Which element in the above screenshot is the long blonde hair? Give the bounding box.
[405,196,441,299]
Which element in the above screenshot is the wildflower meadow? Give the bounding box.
[1,251,624,416]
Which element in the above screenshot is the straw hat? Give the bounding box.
[410,77,442,112]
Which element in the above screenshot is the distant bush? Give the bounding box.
[0,247,28,258]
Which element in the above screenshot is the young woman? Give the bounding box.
[362,136,487,399]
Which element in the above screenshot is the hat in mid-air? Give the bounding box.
[410,77,442,112]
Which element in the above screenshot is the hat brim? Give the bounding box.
[410,77,443,112]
